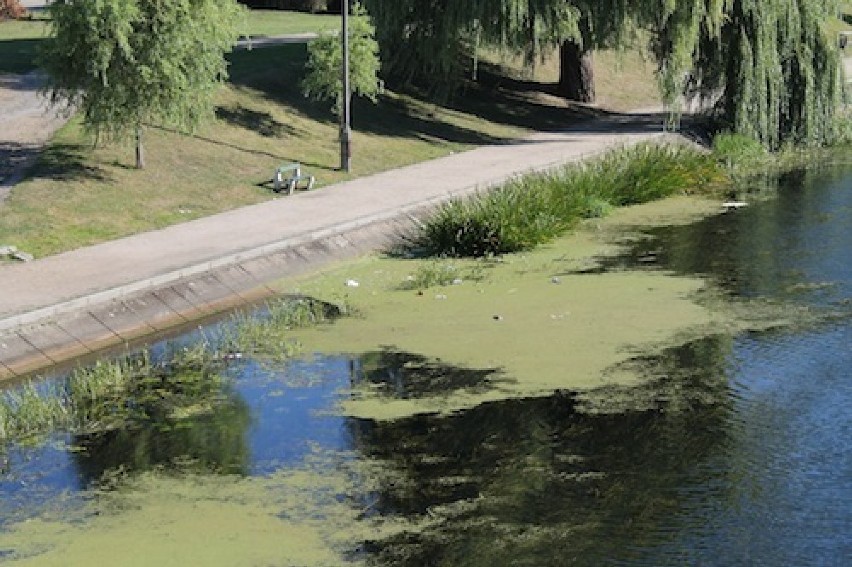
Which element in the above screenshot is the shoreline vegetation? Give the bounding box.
[0,297,338,447]
[2,7,851,440]
[0,139,779,442]
[2,136,850,441]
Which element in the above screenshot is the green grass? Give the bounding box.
[219,296,344,360]
[0,9,337,75]
[0,16,48,74]
[408,144,729,258]
[0,42,579,259]
[0,344,228,445]
[240,9,339,37]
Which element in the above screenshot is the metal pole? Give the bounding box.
[340,0,352,172]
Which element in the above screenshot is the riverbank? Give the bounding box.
[0,113,685,380]
[282,195,733,420]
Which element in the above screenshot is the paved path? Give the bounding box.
[0,72,69,199]
[0,112,682,378]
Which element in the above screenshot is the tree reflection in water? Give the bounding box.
[345,337,734,566]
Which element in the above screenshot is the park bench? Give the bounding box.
[273,162,315,195]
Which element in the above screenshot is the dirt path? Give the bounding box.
[0,70,70,201]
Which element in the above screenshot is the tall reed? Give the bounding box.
[410,143,728,257]
[0,297,345,446]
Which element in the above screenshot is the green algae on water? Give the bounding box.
[0,451,407,567]
[280,197,733,421]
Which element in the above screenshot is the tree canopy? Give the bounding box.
[364,0,843,148]
[40,0,245,168]
[301,2,381,116]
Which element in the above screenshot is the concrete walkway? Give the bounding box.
[0,112,683,379]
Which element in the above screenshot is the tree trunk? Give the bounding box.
[558,40,595,103]
[135,126,145,169]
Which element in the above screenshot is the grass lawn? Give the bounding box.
[0,42,601,259]
[0,9,338,74]
[0,15,48,74]
[241,9,339,37]
[0,8,685,260]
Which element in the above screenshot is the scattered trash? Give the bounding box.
[493,315,503,321]
[12,251,33,262]
[551,276,561,284]
[345,279,360,288]
[223,352,244,361]
[435,294,447,300]
[451,278,463,285]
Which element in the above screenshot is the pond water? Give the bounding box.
[0,165,850,565]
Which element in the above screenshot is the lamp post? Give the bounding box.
[340,0,352,172]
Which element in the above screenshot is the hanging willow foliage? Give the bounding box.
[364,0,843,148]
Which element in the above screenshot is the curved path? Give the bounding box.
[0,111,685,379]
[0,71,69,200]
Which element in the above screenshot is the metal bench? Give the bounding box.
[273,163,315,195]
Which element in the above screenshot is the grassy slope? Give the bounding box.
[0,9,696,259]
[0,38,587,258]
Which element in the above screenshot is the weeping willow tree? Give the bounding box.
[364,0,842,148]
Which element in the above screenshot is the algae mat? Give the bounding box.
[0,196,732,566]
[283,196,727,420]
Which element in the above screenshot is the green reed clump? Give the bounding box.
[218,296,344,359]
[68,343,227,431]
[399,259,489,290]
[0,343,228,444]
[712,131,768,170]
[0,296,345,446]
[411,143,728,257]
[0,380,71,444]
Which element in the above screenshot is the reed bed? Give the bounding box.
[0,297,343,446]
[410,143,728,258]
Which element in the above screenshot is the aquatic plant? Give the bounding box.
[0,380,70,444]
[218,296,344,360]
[0,297,344,446]
[712,131,768,169]
[410,143,727,257]
[399,259,490,291]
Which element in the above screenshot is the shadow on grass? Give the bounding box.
[228,45,527,146]
[1,140,109,186]
[0,38,42,75]
[148,124,326,171]
[26,142,111,183]
[226,44,676,149]
[215,105,296,138]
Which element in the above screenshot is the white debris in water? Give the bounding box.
[345,279,360,288]
[722,201,748,212]
[435,294,448,300]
